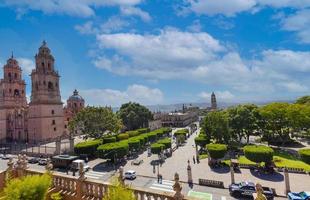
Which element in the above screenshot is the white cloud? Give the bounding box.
[100,16,130,33]
[199,91,235,101]
[2,0,143,18]
[75,21,98,35]
[186,20,202,32]
[281,9,310,44]
[280,82,308,92]
[16,57,35,74]
[80,84,163,106]
[182,0,310,17]
[120,6,151,22]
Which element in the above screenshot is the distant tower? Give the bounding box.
[64,89,85,134]
[27,41,64,142]
[211,92,217,110]
[0,55,28,142]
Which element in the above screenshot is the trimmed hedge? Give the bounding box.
[157,138,171,149]
[136,128,150,134]
[244,145,274,163]
[151,143,165,154]
[147,132,158,142]
[206,144,227,160]
[128,139,140,151]
[299,148,310,164]
[127,131,140,137]
[195,136,209,147]
[97,141,129,160]
[103,136,116,144]
[174,129,188,137]
[117,133,129,141]
[74,139,102,157]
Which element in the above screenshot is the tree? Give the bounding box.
[206,144,227,160]
[202,111,230,144]
[259,102,291,146]
[2,174,51,200]
[103,177,136,200]
[298,148,310,164]
[118,102,153,130]
[244,145,274,164]
[69,106,122,139]
[227,104,259,143]
[296,96,310,105]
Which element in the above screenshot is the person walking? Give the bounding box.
[193,156,196,164]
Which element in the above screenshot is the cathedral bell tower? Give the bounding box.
[0,54,27,142]
[28,41,64,142]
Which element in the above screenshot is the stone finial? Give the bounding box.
[254,183,267,200]
[45,158,53,171]
[7,157,14,170]
[22,154,28,169]
[78,163,85,180]
[173,173,183,200]
[119,166,124,184]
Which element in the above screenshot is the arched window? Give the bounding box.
[14,89,19,97]
[9,89,12,93]
[43,81,46,85]
[48,82,54,90]
[41,62,45,67]
[8,73,11,80]
[48,63,51,70]
[74,103,77,108]
[14,73,17,79]
[35,82,39,91]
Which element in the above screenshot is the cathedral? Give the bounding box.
[0,41,84,143]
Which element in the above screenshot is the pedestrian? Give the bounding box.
[193,156,195,164]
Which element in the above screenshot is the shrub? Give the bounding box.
[50,192,63,200]
[157,138,171,149]
[97,141,129,161]
[299,148,310,164]
[128,139,140,151]
[3,174,52,200]
[74,139,102,157]
[151,143,165,154]
[136,128,150,134]
[103,177,136,200]
[174,129,188,137]
[195,136,209,147]
[206,144,227,160]
[147,132,157,142]
[117,133,129,141]
[127,131,140,137]
[244,145,274,164]
[103,136,116,144]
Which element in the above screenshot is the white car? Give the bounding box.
[124,170,136,180]
[71,159,90,172]
[38,158,48,165]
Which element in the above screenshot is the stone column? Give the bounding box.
[187,160,193,184]
[55,137,61,155]
[284,168,290,195]
[173,173,184,200]
[45,158,53,173]
[76,163,86,199]
[230,165,235,184]
[69,134,75,154]
[119,166,124,184]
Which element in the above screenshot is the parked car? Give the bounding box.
[288,191,310,200]
[38,158,48,165]
[124,170,136,180]
[28,157,39,164]
[71,159,90,172]
[2,154,12,160]
[131,159,143,165]
[229,181,274,200]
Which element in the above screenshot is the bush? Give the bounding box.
[97,141,129,161]
[136,128,150,134]
[117,133,129,141]
[244,145,274,164]
[299,148,310,164]
[103,177,136,200]
[195,136,209,147]
[51,192,63,200]
[206,144,227,160]
[128,139,140,152]
[74,139,102,157]
[103,136,116,144]
[157,138,171,149]
[174,129,188,137]
[126,131,140,137]
[3,174,52,200]
[147,132,157,142]
[151,143,165,154]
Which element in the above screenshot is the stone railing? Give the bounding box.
[2,155,196,200]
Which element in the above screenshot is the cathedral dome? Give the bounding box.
[68,89,84,102]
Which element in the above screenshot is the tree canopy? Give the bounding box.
[296,96,310,105]
[69,106,122,139]
[118,102,153,131]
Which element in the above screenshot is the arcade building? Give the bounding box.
[0,41,85,143]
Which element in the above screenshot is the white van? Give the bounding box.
[124,170,136,180]
[71,159,90,172]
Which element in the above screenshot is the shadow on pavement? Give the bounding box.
[250,169,284,182]
[210,166,230,174]
[92,160,127,172]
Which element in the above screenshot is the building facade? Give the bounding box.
[211,92,217,110]
[0,41,85,143]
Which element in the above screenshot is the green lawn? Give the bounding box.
[238,156,257,165]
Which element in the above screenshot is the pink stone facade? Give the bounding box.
[0,41,84,143]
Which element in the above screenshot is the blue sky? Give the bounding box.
[0,0,309,107]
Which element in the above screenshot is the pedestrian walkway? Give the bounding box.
[85,170,106,180]
[149,179,175,193]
